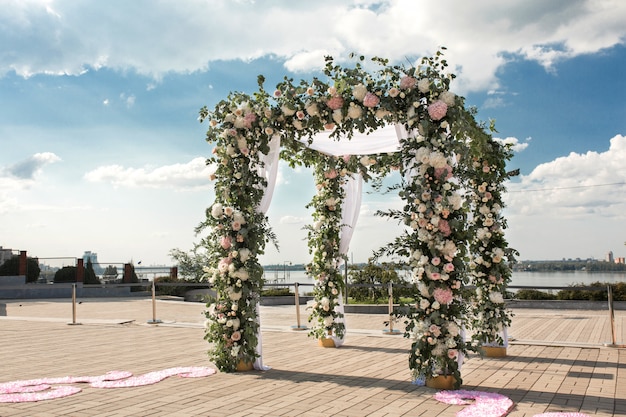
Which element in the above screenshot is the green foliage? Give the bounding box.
[514,289,557,300]
[0,256,41,283]
[347,262,412,303]
[54,266,77,283]
[169,247,210,281]
[260,287,293,296]
[102,265,118,280]
[514,282,626,301]
[154,275,205,297]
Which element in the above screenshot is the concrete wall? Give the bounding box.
[0,276,26,286]
[0,283,135,299]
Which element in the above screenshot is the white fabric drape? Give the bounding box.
[301,124,400,157]
[331,173,363,347]
[253,134,281,371]
[256,135,282,214]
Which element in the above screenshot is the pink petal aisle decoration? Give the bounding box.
[0,367,215,403]
[533,414,592,417]
[90,367,216,388]
[434,390,514,417]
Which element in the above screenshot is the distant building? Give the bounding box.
[615,257,625,264]
[83,251,104,274]
[606,251,614,263]
[0,246,14,266]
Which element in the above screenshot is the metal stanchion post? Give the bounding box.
[383,282,400,335]
[291,282,307,331]
[603,284,624,347]
[68,283,81,325]
[147,281,162,324]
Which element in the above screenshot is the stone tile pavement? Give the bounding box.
[0,297,624,416]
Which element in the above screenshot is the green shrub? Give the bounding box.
[261,287,293,296]
[154,276,204,297]
[514,289,556,300]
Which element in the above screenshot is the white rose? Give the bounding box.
[238,248,251,262]
[228,288,242,301]
[211,203,223,219]
[419,298,430,310]
[332,109,343,124]
[489,291,504,304]
[417,78,430,93]
[347,104,363,119]
[305,102,319,117]
[352,84,368,101]
[281,105,296,116]
[440,91,456,107]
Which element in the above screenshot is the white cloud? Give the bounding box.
[279,215,306,224]
[1,1,624,92]
[0,152,61,182]
[84,157,215,189]
[494,136,530,152]
[505,134,626,219]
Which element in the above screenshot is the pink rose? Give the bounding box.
[434,165,453,180]
[326,96,344,110]
[231,331,241,341]
[431,257,441,266]
[217,257,232,273]
[232,221,242,231]
[296,110,306,120]
[443,263,455,272]
[447,349,458,359]
[400,76,417,89]
[362,92,380,108]
[324,169,338,179]
[428,100,448,121]
[220,236,232,250]
[324,123,335,130]
[429,324,442,337]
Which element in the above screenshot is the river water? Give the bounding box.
[263,269,626,294]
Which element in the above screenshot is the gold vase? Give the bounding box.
[425,375,457,390]
[481,346,507,357]
[318,329,336,348]
[235,360,254,372]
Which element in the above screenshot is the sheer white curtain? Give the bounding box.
[331,173,363,347]
[253,134,281,370]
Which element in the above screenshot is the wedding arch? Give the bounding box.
[198,50,515,388]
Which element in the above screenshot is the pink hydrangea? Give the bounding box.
[326,96,344,110]
[433,287,454,305]
[428,100,448,121]
[243,113,256,128]
[438,219,451,236]
[362,92,380,108]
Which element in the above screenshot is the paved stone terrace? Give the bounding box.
[0,298,625,416]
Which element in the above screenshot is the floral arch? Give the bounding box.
[199,50,515,387]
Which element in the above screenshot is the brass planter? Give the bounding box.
[425,375,457,390]
[482,346,507,357]
[235,360,254,372]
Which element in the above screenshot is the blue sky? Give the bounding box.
[1,0,625,267]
